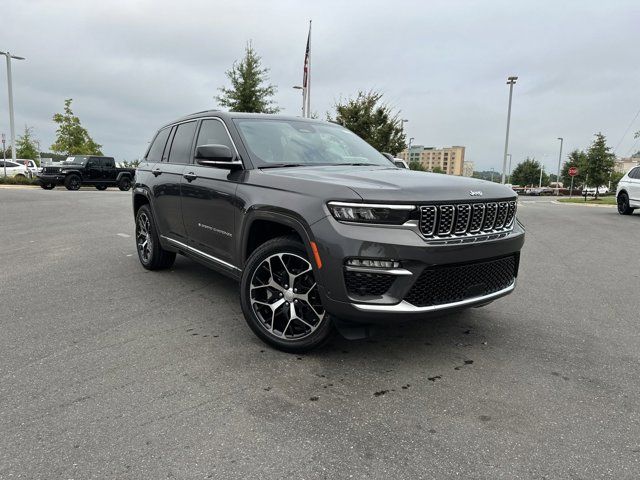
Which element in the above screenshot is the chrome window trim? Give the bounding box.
[161,236,241,272]
[352,282,516,312]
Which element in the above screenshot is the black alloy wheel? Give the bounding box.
[240,236,333,353]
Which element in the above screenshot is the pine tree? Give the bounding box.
[583,133,615,199]
[51,99,103,156]
[216,42,280,113]
[511,158,548,187]
[15,125,39,160]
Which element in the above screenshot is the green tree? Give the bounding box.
[216,41,279,113]
[560,149,587,191]
[511,157,548,186]
[15,125,39,160]
[51,99,103,155]
[582,133,615,199]
[331,91,406,155]
[409,160,425,171]
[431,166,445,174]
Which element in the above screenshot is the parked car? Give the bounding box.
[132,111,525,352]
[616,166,640,215]
[37,156,136,191]
[0,160,29,178]
[15,159,38,177]
[583,185,610,196]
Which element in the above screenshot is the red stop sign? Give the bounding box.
[569,166,578,177]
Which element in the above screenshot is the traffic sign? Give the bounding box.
[568,166,578,177]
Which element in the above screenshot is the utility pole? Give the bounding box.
[539,163,544,188]
[0,51,26,165]
[2,133,6,177]
[501,76,518,184]
[555,137,563,195]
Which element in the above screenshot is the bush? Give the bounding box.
[0,175,40,185]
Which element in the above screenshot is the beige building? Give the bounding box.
[615,157,640,174]
[398,145,466,175]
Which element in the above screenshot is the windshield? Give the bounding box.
[64,156,88,166]
[233,119,394,168]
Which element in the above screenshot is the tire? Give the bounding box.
[240,235,333,353]
[617,192,635,215]
[40,183,55,190]
[64,174,81,191]
[95,184,108,191]
[135,204,176,270]
[118,177,132,191]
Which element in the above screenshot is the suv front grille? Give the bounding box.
[345,271,395,297]
[419,200,517,239]
[42,166,61,174]
[403,255,517,307]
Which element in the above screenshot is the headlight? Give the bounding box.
[327,202,415,225]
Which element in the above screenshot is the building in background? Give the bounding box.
[398,145,466,175]
[615,157,640,174]
[462,161,474,177]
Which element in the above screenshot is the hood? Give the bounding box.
[261,165,516,202]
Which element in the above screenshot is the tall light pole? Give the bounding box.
[2,133,6,178]
[501,76,518,184]
[507,153,512,184]
[293,86,305,117]
[490,167,495,182]
[539,162,544,188]
[0,51,26,164]
[555,137,563,195]
[407,136,414,163]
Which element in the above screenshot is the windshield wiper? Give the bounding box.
[333,162,379,166]
[259,163,307,169]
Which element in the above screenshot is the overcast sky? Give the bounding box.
[1,0,639,171]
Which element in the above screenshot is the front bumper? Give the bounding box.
[37,174,64,185]
[310,216,525,323]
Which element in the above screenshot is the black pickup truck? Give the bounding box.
[38,156,135,191]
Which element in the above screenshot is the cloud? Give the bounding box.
[0,0,638,168]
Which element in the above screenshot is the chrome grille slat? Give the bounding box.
[418,200,517,239]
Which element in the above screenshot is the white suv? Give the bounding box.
[616,166,640,215]
[0,160,29,178]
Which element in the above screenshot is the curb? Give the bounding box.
[0,185,40,189]
[553,200,616,209]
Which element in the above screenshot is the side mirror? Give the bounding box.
[381,152,395,163]
[195,144,240,169]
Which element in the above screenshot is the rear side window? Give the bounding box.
[630,167,640,179]
[100,158,115,168]
[196,119,234,151]
[146,127,171,163]
[167,121,197,164]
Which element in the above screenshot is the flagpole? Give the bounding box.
[306,20,311,118]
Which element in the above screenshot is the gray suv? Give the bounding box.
[132,111,525,352]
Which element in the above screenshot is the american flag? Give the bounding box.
[302,21,311,117]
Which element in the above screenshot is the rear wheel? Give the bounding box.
[135,204,176,270]
[118,177,132,191]
[95,184,108,191]
[64,174,81,191]
[617,192,635,215]
[240,236,333,353]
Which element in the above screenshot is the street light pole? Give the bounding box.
[539,163,544,188]
[491,167,495,182]
[507,154,512,184]
[2,134,6,178]
[555,137,563,195]
[407,136,414,164]
[0,51,26,165]
[293,86,305,117]
[501,76,518,184]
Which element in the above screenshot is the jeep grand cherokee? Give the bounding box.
[132,111,525,352]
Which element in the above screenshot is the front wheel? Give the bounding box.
[64,174,81,191]
[118,177,132,191]
[617,192,635,215]
[240,236,333,353]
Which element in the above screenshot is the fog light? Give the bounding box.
[345,258,400,269]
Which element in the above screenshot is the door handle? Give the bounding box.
[152,167,162,177]
[183,172,197,182]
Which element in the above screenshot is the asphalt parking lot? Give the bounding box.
[1,187,639,479]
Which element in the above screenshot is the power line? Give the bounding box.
[614,104,640,154]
